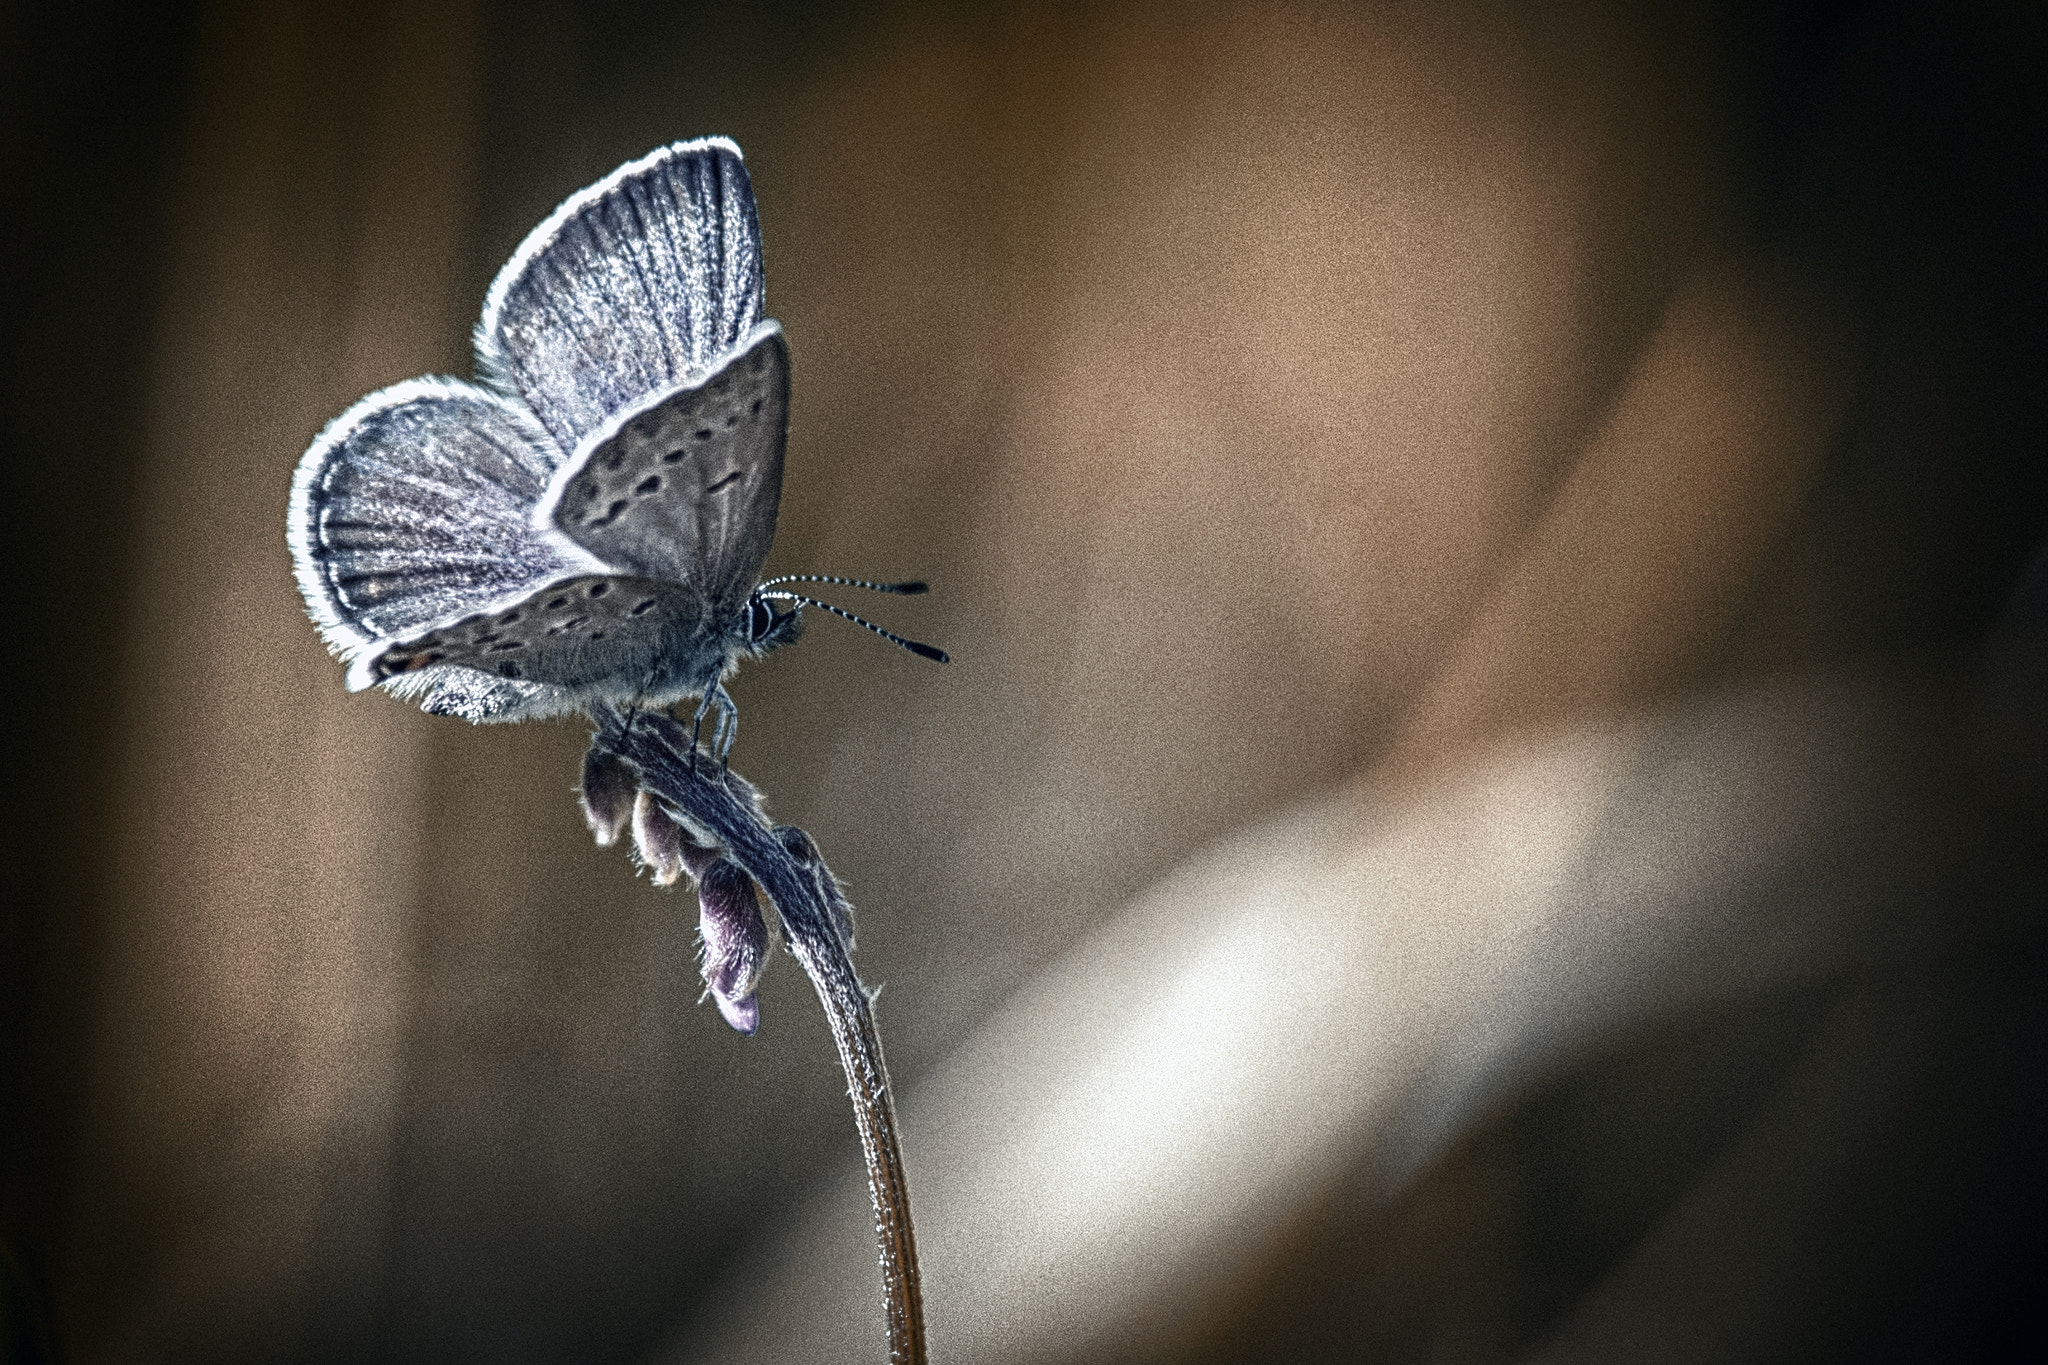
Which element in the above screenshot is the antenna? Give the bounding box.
[758,574,928,595]
[761,591,950,663]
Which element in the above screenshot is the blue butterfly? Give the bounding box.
[288,138,943,756]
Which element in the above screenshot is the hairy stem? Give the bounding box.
[591,706,927,1365]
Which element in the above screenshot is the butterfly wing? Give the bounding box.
[294,139,793,725]
[358,573,718,698]
[535,323,788,613]
[476,138,765,457]
[288,377,608,719]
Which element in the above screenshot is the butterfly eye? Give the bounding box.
[747,595,775,642]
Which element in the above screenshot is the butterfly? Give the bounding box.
[287,138,944,757]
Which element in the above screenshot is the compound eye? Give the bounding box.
[747,596,775,642]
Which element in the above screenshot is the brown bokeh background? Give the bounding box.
[3,1,2043,1361]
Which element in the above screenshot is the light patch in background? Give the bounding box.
[669,664,2006,1364]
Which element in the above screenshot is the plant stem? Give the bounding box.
[591,706,927,1365]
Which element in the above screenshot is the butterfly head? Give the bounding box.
[742,590,805,657]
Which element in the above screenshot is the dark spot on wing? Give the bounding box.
[706,471,741,494]
[631,599,656,616]
[635,475,662,495]
[488,640,526,652]
[588,582,610,597]
[750,399,762,415]
[694,428,713,440]
[375,648,443,679]
[547,596,568,609]
[662,448,687,463]
[589,499,628,527]
[499,610,522,625]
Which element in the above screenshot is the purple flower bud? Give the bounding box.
[714,988,760,1035]
[699,856,773,1034]
[578,748,638,847]
[632,790,716,887]
[774,824,855,950]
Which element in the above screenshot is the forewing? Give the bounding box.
[476,138,765,455]
[537,324,787,610]
[288,375,595,658]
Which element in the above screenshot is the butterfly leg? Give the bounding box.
[687,689,714,771]
[707,683,739,764]
[686,682,740,766]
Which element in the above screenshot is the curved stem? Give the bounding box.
[592,706,927,1365]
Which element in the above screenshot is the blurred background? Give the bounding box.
[2,0,2043,1360]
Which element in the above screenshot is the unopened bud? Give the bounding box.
[578,748,637,847]
[713,986,760,1034]
[699,857,772,1034]
[632,790,716,887]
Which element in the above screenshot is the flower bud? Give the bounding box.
[578,748,638,847]
[698,857,772,1034]
[713,986,760,1035]
[632,790,716,887]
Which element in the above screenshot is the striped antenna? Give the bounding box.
[760,591,949,663]
[758,574,928,595]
